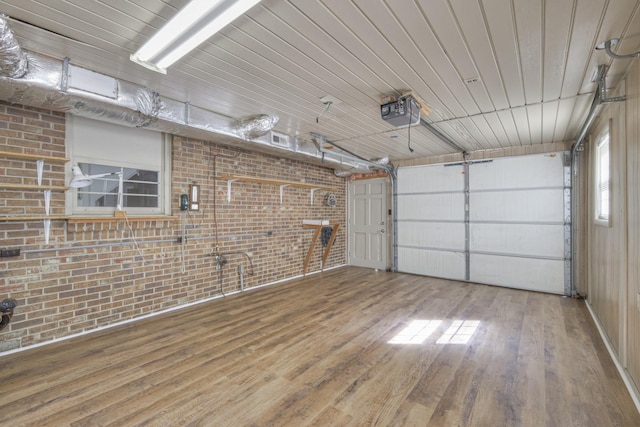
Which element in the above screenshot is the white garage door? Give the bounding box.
[397,152,569,295]
[397,162,466,280]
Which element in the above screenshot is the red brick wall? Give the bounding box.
[0,103,346,352]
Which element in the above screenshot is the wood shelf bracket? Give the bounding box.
[303,222,340,275]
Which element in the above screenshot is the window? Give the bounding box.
[66,115,171,216]
[595,126,610,225]
[75,163,159,209]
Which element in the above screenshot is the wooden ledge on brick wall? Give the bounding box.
[0,215,69,222]
[67,215,178,224]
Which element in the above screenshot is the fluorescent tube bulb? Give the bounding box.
[131,0,261,73]
[133,0,224,64]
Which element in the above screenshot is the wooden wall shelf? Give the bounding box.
[0,183,69,191]
[67,215,177,224]
[217,175,334,204]
[0,151,69,163]
[0,215,68,222]
[0,215,177,223]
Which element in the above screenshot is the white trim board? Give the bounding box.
[586,301,640,414]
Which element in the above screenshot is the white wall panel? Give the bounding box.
[471,254,565,294]
[398,247,466,281]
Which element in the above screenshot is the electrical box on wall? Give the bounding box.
[380,96,420,127]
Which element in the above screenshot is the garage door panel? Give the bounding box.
[470,154,564,190]
[398,164,463,192]
[398,193,465,221]
[470,223,565,257]
[399,222,465,250]
[470,253,564,294]
[470,189,565,222]
[396,152,569,295]
[398,247,466,280]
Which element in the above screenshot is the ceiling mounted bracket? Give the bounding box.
[596,38,640,60]
[594,64,626,104]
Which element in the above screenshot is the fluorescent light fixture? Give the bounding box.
[70,165,124,211]
[130,0,262,73]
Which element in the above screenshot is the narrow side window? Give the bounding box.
[595,127,610,225]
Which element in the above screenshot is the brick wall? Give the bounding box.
[0,103,346,353]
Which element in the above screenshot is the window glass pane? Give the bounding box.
[125,195,159,208]
[76,162,159,209]
[595,132,610,223]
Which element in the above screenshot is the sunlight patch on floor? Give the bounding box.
[388,319,480,345]
[387,319,442,344]
[436,320,480,344]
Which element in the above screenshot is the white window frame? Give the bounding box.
[594,124,611,226]
[65,114,171,216]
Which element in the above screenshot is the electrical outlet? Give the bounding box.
[0,248,21,257]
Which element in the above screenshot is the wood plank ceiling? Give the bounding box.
[0,0,639,162]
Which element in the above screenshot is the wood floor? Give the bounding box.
[0,267,638,426]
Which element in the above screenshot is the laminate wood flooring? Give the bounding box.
[0,267,638,426]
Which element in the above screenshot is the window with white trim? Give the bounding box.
[595,126,610,225]
[66,115,171,216]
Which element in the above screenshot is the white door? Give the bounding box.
[348,178,388,269]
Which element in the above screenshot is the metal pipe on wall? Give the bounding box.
[569,64,626,296]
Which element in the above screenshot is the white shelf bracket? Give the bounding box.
[227,179,238,202]
[279,184,290,204]
[36,159,44,186]
[310,188,320,205]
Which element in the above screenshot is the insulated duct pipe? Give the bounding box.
[0,16,26,78]
[0,16,372,174]
[311,133,393,175]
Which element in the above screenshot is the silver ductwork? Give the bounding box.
[0,16,26,78]
[0,16,373,173]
